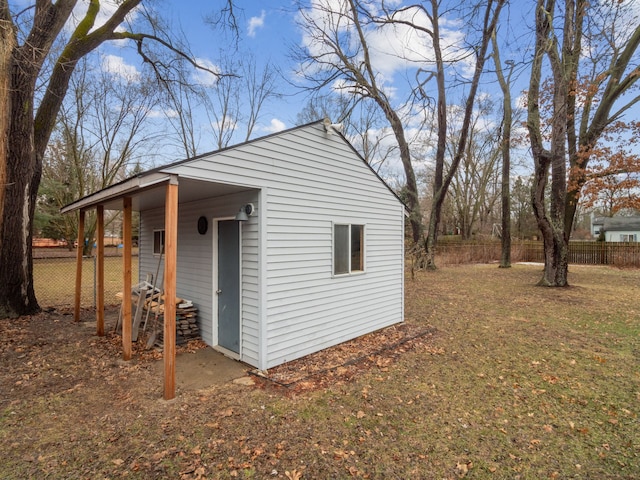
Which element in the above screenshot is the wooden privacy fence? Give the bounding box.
[435,241,640,267]
[521,241,640,266]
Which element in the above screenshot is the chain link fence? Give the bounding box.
[35,241,639,308]
[34,248,139,309]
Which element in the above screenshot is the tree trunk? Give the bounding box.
[0,64,40,317]
[0,0,149,317]
[424,0,504,269]
[492,32,512,268]
[423,0,447,270]
[0,6,14,263]
[380,103,421,243]
[527,0,572,287]
[346,0,423,244]
[499,125,512,268]
[531,154,569,286]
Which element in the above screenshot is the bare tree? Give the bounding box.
[0,0,230,317]
[491,30,516,267]
[242,56,281,142]
[206,55,282,149]
[527,0,640,286]
[40,56,161,255]
[159,59,204,158]
[511,175,538,239]
[409,0,505,268]
[448,99,502,240]
[207,55,240,150]
[294,0,423,243]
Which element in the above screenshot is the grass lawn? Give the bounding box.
[1,263,638,479]
[34,256,139,307]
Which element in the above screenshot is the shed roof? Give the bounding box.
[601,216,640,232]
[61,120,405,214]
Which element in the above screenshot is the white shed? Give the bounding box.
[63,120,405,396]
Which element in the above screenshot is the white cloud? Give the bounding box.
[364,7,469,78]
[101,54,139,81]
[298,1,473,85]
[147,108,178,119]
[262,118,287,133]
[248,10,266,38]
[191,58,220,87]
[212,117,238,132]
[516,92,528,110]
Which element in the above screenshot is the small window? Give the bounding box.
[333,224,364,275]
[153,230,165,255]
[620,234,637,242]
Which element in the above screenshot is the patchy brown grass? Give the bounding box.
[1,264,639,479]
[34,256,138,307]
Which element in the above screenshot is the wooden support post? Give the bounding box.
[96,205,105,336]
[163,179,178,400]
[122,197,132,361]
[74,210,85,323]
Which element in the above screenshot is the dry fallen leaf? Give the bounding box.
[285,468,303,480]
[334,449,350,460]
[455,461,472,478]
[217,407,234,417]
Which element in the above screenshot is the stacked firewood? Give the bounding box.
[174,304,199,344]
[146,297,200,347]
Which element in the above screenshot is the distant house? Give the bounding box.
[592,216,640,242]
[62,120,406,379]
[591,217,605,237]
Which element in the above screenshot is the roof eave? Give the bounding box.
[60,172,173,214]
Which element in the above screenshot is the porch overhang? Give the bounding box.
[63,170,258,400]
[63,173,183,400]
[61,172,173,213]
[61,172,255,214]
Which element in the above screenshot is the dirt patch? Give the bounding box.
[0,305,440,402]
[253,323,440,391]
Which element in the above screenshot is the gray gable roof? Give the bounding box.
[601,217,640,232]
[61,120,406,214]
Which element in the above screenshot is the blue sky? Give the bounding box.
[165,1,303,130]
[83,0,536,172]
[11,0,530,161]
[9,1,638,179]
[6,0,302,144]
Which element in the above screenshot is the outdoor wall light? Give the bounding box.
[235,203,254,221]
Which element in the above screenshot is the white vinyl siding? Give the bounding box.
[604,230,640,242]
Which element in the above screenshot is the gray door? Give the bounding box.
[217,220,240,354]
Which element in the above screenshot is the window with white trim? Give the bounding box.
[333,224,364,275]
[153,229,165,255]
[620,234,637,242]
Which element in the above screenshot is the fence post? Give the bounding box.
[93,254,97,308]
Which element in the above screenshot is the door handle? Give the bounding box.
[216,289,222,294]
